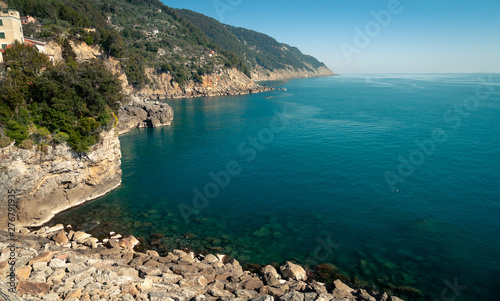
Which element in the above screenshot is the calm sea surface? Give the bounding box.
[50,74,500,300]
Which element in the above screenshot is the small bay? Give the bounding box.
[50,74,500,300]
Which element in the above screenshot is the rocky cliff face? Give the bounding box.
[47,40,332,100]
[137,68,272,99]
[118,97,174,134]
[45,40,102,64]
[0,130,122,230]
[251,66,335,81]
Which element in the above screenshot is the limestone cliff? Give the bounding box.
[0,129,122,230]
[45,40,102,64]
[137,68,272,99]
[252,65,336,81]
[43,40,273,100]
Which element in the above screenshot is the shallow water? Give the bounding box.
[50,74,500,300]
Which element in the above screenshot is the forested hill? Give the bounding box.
[6,0,332,86]
[176,9,328,72]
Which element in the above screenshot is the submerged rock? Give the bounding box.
[253,227,272,237]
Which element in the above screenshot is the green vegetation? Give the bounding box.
[8,0,327,88]
[176,9,327,72]
[0,43,124,152]
[1,0,329,151]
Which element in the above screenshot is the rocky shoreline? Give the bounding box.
[137,68,274,100]
[0,99,174,231]
[0,225,404,301]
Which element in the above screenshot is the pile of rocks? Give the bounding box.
[0,225,404,301]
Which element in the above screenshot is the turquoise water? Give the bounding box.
[50,74,500,300]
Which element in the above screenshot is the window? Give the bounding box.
[1,44,7,49]
[0,32,5,39]
[0,19,3,26]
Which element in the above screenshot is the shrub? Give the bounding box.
[5,120,29,145]
[19,139,34,150]
[85,35,94,45]
[0,134,12,148]
[30,126,51,143]
[53,132,70,143]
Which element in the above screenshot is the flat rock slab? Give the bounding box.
[17,281,50,296]
[28,251,53,265]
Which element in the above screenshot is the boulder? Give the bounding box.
[119,235,140,249]
[235,289,260,299]
[280,262,307,281]
[310,280,327,295]
[136,265,162,277]
[179,275,208,287]
[52,230,68,244]
[263,286,286,298]
[46,224,64,234]
[261,265,282,286]
[304,292,317,301]
[28,251,53,265]
[280,291,305,301]
[333,279,353,292]
[72,231,91,243]
[357,289,376,301]
[241,278,264,290]
[49,258,66,268]
[162,273,183,284]
[17,265,32,281]
[42,292,60,301]
[47,269,66,285]
[17,281,50,296]
[250,296,275,301]
[204,254,218,263]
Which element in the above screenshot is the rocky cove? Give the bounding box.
[0,39,332,230]
[0,99,173,230]
[0,224,404,301]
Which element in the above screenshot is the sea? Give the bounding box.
[49,74,500,300]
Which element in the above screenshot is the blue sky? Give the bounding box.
[162,0,500,73]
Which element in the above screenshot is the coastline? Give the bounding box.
[25,180,122,229]
[0,225,404,301]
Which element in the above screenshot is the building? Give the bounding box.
[0,9,24,62]
[21,15,39,25]
[0,9,23,48]
[24,37,46,53]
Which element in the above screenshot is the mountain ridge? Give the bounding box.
[7,0,334,93]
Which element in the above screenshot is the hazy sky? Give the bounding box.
[162,0,500,74]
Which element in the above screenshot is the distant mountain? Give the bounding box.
[177,9,333,77]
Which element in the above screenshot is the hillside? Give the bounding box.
[7,0,333,88]
[177,9,333,78]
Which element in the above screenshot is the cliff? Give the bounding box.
[137,68,272,100]
[0,129,122,230]
[252,66,335,81]
[118,97,174,134]
[45,41,272,100]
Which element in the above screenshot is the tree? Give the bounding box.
[2,42,50,79]
[103,31,125,57]
[62,39,77,62]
